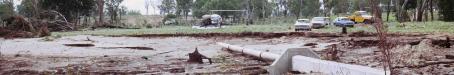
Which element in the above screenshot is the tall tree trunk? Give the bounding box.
[31,0,40,18]
[246,0,252,25]
[429,0,434,21]
[398,0,410,22]
[386,0,393,21]
[416,0,428,22]
[97,0,105,27]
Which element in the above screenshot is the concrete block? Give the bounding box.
[292,55,388,75]
[268,48,320,75]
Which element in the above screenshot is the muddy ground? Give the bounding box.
[0,33,453,74]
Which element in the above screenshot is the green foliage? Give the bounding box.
[324,0,350,14]
[162,14,178,25]
[53,23,293,36]
[0,0,15,18]
[176,0,193,17]
[159,0,176,14]
[251,0,273,18]
[105,0,124,24]
[40,0,95,22]
[438,0,454,21]
[192,0,243,18]
[127,10,142,16]
[288,0,321,18]
[17,0,35,17]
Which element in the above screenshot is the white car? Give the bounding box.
[294,19,312,31]
[310,17,330,29]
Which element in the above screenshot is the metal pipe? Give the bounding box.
[217,42,279,60]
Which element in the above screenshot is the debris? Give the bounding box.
[303,43,318,46]
[240,66,261,70]
[141,56,149,60]
[168,68,185,73]
[14,54,21,57]
[409,40,421,48]
[326,44,340,61]
[100,47,155,50]
[187,48,212,64]
[446,55,454,59]
[443,37,451,48]
[395,60,454,68]
[63,44,95,47]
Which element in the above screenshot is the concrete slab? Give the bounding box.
[268,48,320,75]
[292,55,388,75]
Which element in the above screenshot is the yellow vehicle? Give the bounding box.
[348,11,373,23]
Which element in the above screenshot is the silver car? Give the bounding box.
[294,19,312,31]
[310,17,330,29]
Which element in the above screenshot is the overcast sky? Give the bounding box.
[120,0,161,15]
[12,0,324,15]
[13,0,161,15]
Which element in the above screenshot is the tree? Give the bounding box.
[105,0,124,24]
[40,0,95,23]
[97,0,105,26]
[288,0,320,18]
[415,0,429,22]
[323,0,350,16]
[192,0,243,18]
[176,0,193,19]
[438,0,454,21]
[0,0,15,19]
[251,0,272,19]
[127,10,142,15]
[159,0,176,15]
[17,0,38,18]
[369,0,396,74]
[144,0,152,15]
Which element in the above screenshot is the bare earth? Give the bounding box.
[0,34,453,74]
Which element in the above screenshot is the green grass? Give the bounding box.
[53,23,294,36]
[53,19,453,36]
[315,21,454,34]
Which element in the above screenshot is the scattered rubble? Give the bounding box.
[63,44,95,47]
[303,43,318,46]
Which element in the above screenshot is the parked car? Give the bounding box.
[310,17,330,29]
[333,17,355,27]
[348,11,374,24]
[294,19,311,31]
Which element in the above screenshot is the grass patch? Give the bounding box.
[53,23,293,36]
[53,20,453,36]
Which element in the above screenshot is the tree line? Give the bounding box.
[1,0,454,27]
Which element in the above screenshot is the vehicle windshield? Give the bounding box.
[339,18,350,21]
[359,12,370,16]
[312,18,325,21]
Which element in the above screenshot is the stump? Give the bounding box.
[188,48,212,64]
